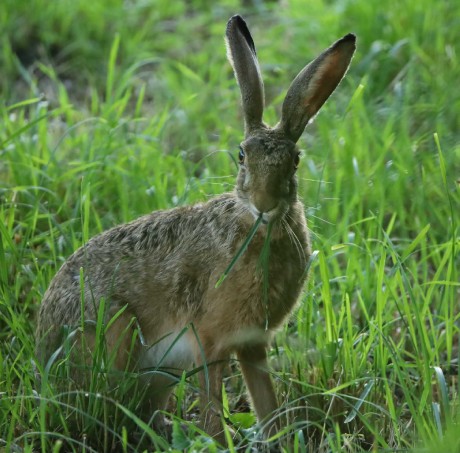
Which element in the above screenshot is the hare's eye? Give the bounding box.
[294,152,300,169]
[238,146,245,165]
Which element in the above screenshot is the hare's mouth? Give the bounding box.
[247,201,286,225]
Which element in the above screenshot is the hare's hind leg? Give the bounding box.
[193,343,230,443]
[107,314,178,437]
[34,309,141,396]
[104,309,140,370]
[237,345,280,437]
[137,374,176,437]
[137,329,196,436]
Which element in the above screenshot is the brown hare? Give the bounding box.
[36,14,355,443]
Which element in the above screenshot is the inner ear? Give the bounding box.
[301,50,353,117]
[276,33,356,143]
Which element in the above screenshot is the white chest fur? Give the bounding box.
[138,330,194,375]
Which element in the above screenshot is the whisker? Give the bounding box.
[282,216,307,267]
[308,213,335,226]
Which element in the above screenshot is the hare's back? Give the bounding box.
[37,196,238,343]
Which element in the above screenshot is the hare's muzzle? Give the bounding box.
[248,199,285,225]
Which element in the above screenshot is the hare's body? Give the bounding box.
[37,192,308,439]
[38,193,308,360]
[37,15,355,442]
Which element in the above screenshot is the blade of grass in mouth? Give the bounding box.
[215,214,263,288]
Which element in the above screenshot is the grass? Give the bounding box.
[1,0,459,451]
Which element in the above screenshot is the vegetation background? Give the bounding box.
[0,0,458,451]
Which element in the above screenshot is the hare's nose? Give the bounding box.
[251,193,278,216]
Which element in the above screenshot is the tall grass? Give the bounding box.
[1,0,458,451]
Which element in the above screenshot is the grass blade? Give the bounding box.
[344,378,375,423]
[215,214,263,288]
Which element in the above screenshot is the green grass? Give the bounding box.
[1,0,459,451]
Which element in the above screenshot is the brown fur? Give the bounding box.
[36,15,356,443]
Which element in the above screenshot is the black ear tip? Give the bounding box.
[332,33,356,52]
[232,14,244,23]
[342,33,357,44]
[226,14,256,54]
[227,14,245,30]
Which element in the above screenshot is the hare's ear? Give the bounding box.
[226,15,265,135]
[276,33,356,143]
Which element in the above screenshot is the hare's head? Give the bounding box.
[226,15,356,224]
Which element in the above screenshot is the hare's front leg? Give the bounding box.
[237,345,280,437]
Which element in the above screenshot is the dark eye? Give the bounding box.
[294,152,300,169]
[238,146,245,165]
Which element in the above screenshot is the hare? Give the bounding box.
[36,15,356,443]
